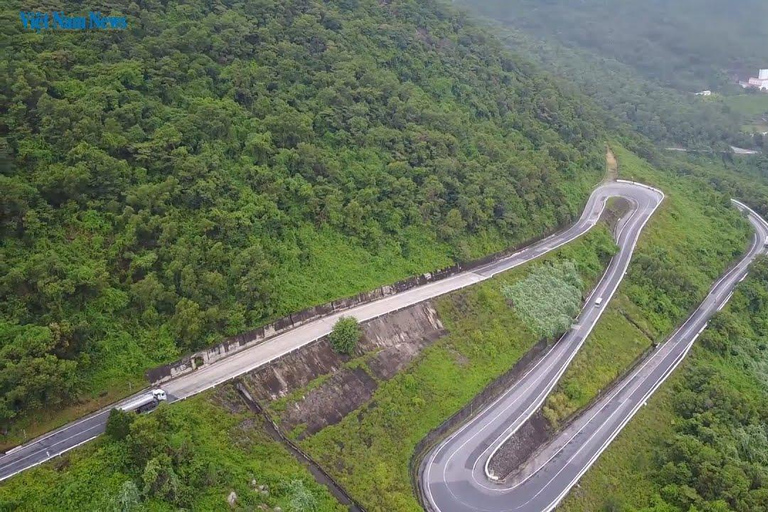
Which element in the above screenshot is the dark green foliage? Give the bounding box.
[0,323,78,423]
[0,394,344,511]
[329,317,361,355]
[1,0,607,425]
[105,408,135,442]
[464,0,767,91]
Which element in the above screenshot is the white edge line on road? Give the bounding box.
[424,185,664,510]
[0,435,100,483]
[540,207,767,512]
[481,185,664,481]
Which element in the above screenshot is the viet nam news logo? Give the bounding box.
[19,11,127,31]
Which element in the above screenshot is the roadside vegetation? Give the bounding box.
[278,145,755,511]
[0,389,343,512]
[286,226,617,511]
[501,260,585,339]
[543,146,752,428]
[562,257,768,512]
[329,317,362,355]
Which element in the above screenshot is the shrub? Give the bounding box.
[329,317,361,355]
[105,408,134,441]
[501,260,584,339]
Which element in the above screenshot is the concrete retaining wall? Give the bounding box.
[146,222,566,385]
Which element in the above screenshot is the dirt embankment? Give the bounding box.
[606,145,619,181]
[600,196,632,235]
[485,408,551,479]
[486,409,552,477]
[239,302,446,437]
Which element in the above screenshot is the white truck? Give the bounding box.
[118,389,167,414]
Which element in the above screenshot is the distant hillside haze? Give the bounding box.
[464,0,768,91]
[0,0,607,425]
[459,0,766,149]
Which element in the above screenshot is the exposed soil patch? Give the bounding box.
[245,339,346,402]
[366,333,437,379]
[234,383,364,512]
[486,409,551,479]
[281,367,378,438]
[601,196,632,234]
[606,146,619,181]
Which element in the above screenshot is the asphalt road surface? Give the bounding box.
[1,180,761,496]
[421,199,768,512]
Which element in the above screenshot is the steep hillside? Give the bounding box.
[464,0,768,91]
[0,0,606,430]
[458,0,766,149]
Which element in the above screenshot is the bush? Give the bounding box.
[501,260,585,339]
[329,317,361,355]
[105,408,134,441]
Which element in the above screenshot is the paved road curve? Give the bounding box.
[421,200,768,512]
[0,179,735,489]
[0,180,647,482]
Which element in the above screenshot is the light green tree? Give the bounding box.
[329,317,362,355]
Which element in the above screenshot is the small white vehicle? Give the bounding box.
[119,389,167,414]
[594,297,604,307]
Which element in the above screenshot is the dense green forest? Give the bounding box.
[563,257,768,512]
[0,0,610,431]
[458,0,767,149]
[2,0,767,509]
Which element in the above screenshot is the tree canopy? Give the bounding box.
[1,0,608,426]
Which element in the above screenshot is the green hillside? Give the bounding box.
[463,0,768,91]
[563,257,768,512]
[0,0,607,432]
[459,0,767,149]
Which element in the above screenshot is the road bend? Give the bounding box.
[421,200,768,512]
[1,181,661,482]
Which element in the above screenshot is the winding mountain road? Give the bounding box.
[2,179,766,510]
[420,196,768,512]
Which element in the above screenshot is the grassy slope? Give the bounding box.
[290,226,616,512]
[720,94,768,133]
[0,390,344,512]
[721,94,768,118]
[543,145,751,427]
[561,259,768,511]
